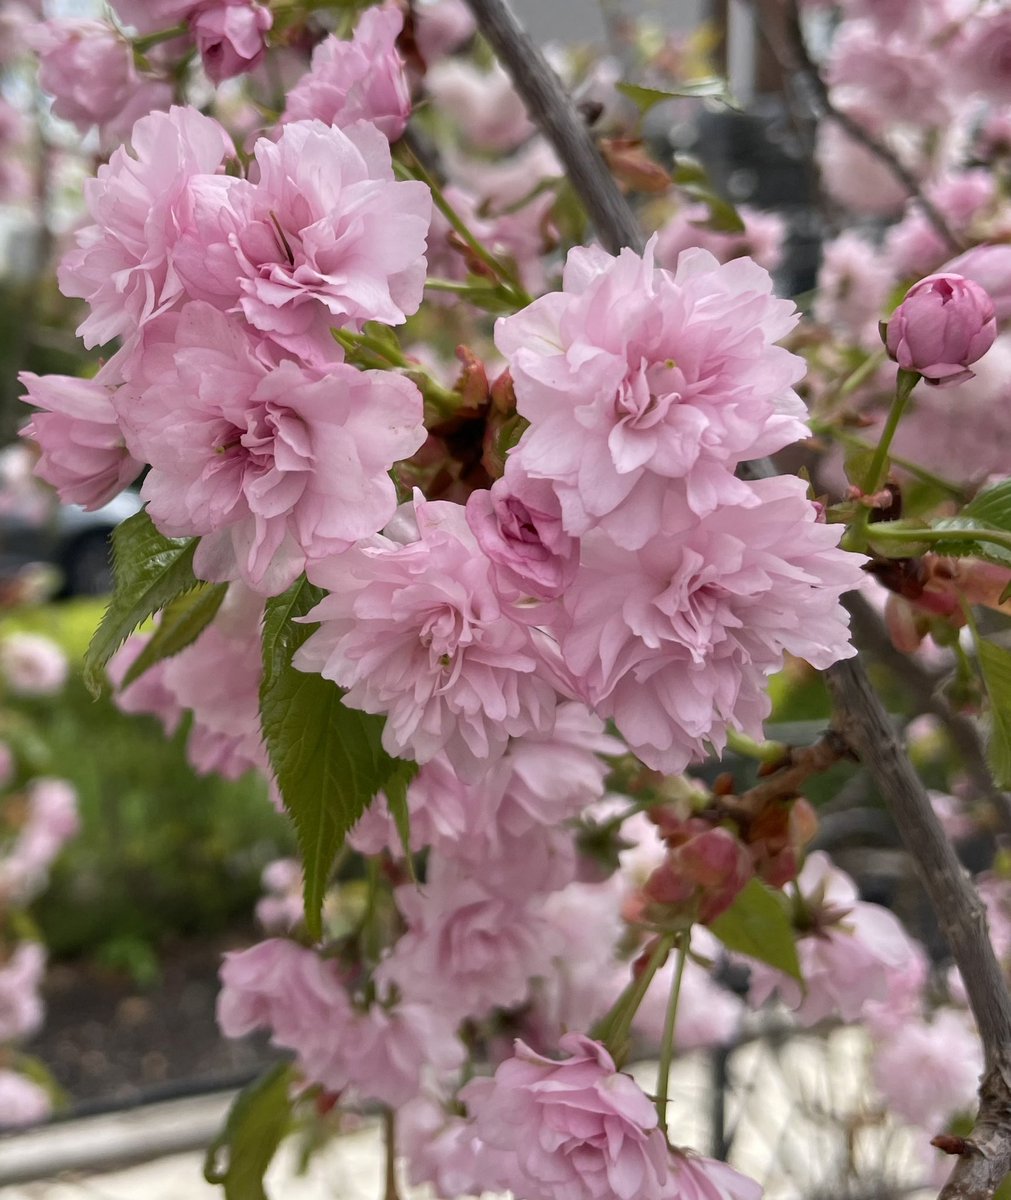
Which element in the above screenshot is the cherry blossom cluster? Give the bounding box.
[13,0,1009,1193]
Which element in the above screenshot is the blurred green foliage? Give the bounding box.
[1,599,294,974]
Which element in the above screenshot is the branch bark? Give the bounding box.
[463,3,1011,1194]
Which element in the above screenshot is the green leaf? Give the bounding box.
[709,877,802,981]
[925,518,1011,571]
[83,511,198,696]
[617,78,739,113]
[122,582,228,686]
[671,159,745,234]
[962,478,1011,529]
[385,757,419,878]
[974,639,1011,788]
[260,576,409,939]
[204,1064,293,1199]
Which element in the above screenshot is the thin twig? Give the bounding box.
[463,0,643,255]
[777,0,961,254]
[844,591,1011,838]
[826,659,1011,1200]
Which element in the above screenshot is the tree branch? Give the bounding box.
[777,0,961,255]
[826,658,1011,1199]
[463,0,643,256]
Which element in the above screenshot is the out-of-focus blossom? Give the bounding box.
[414,0,475,64]
[426,59,533,150]
[816,121,909,217]
[283,5,410,140]
[871,1008,982,1130]
[255,858,303,932]
[943,244,1011,321]
[667,1153,763,1200]
[0,778,79,904]
[19,372,141,511]
[654,203,785,274]
[0,943,45,1042]
[886,273,997,386]
[191,1,272,84]
[0,633,68,697]
[955,9,1011,104]
[0,1070,51,1129]
[28,20,158,139]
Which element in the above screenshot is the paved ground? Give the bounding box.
[0,1032,944,1200]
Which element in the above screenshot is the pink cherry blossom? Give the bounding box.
[217,938,353,1077]
[19,371,141,510]
[814,231,893,347]
[460,1032,671,1200]
[0,943,45,1042]
[28,20,154,138]
[415,0,476,64]
[943,244,1011,321]
[747,853,921,1025]
[192,1,272,84]
[0,633,67,696]
[295,496,557,778]
[556,476,862,773]
[0,1070,51,1129]
[57,105,233,352]
[172,120,431,365]
[117,303,426,594]
[255,859,303,933]
[816,121,908,217]
[109,0,195,35]
[426,59,533,150]
[0,778,79,904]
[376,859,562,1021]
[956,9,1011,104]
[282,4,411,141]
[667,1153,763,1200]
[886,273,997,387]
[498,240,809,544]
[399,1096,495,1200]
[466,462,579,608]
[107,635,185,739]
[871,1008,982,1130]
[654,203,785,274]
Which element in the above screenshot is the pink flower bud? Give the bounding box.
[885,273,997,387]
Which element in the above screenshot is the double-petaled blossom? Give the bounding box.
[295,496,557,778]
[460,1033,671,1200]
[19,372,141,510]
[282,4,411,140]
[554,476,863,773]
[498,240,808,546]
[376,858,562,1022]
[57,106,233,354]
[28,19,171,143]
[116,302,426,595]
[191,1,272,84]
[172,119,431,365]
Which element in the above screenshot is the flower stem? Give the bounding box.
[133,23,189,54]
[862,368,919,498]
[593,933,675,1060]
[655,933,688,1133]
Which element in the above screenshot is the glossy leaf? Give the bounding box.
[260,576,408,939]
[975,638,1011,788]
[83,510,198,696]
[122,582,228,686]
[204,1064,293,1199]
[709,877,802,982]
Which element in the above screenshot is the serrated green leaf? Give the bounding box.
[617,78,739,113]
[974,639,1011,788]
[925,518,1011,570]
[204,1063,293,1199]
[83,511,198,696]
[260,576,409,939]
[122,582,227,686]
[709,877,802,982]
[962,479,1011,529]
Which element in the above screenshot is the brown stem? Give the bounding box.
[462,0,643,256]
[826,658,1011,1200]
[776,0,961,254]
[722,729,853,814]
[383,1109,401,1200]
[844,591,1011,838]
